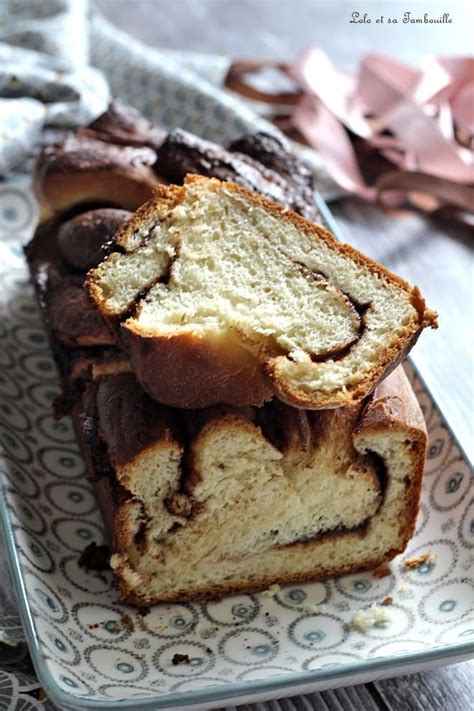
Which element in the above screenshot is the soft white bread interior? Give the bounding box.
[83,366,426,605]
[87,175,436,410]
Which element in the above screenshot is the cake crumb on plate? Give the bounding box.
[351,604,393,632]
[403,553,437,570]
[372,563,391,578]
[261,583,282,597]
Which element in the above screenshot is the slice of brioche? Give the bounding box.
[87,175,436,410]
[77,366,426,605]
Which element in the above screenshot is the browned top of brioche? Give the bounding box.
[57,208,131,271]
[156,129,320,221]
[81,100,166,150]
[96,372,177,467]
[35,134,157,177]
[33,132,162,220]
[32,103,323,225]
[228,132,313,186]
[356,363,426,436]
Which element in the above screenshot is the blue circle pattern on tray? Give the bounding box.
[0,30,473,705]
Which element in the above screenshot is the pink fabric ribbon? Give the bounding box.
[225,52,474,217]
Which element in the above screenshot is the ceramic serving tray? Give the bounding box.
[0,32,473,708]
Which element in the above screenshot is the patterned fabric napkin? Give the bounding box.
[0,0,109,175]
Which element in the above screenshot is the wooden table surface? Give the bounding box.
[96,1,473,708]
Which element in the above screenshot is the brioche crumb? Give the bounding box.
[351,609,373,632]
[403,553,437,570]
[372,605,392,624]
[171,653,190,666]
[261,583,282,598]
[382,596,393,606]
[120,614,134,631]
[372,563,391,579]
[351,603,393,632]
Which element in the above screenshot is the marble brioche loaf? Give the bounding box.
[77,366,426,605]
[28,102,429,604]
[27,213,428,605]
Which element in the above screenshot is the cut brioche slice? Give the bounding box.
[81,366,426,605]
[87,175,437,409]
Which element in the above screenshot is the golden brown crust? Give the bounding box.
[36,170,158,221]
[33,135,164,220]
[123,327,273,409]
[357,365,427,435]
[355,366,427,548]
